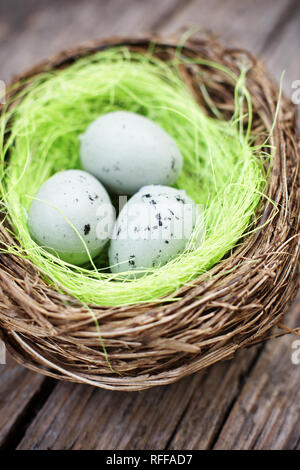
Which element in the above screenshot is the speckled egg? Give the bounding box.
[109,185,201,275]
[28,170,115,265]
[79,111,183,195]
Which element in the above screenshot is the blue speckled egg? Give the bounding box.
[80,111,183,195]
[28,170,115,265]
[109,185,201,275]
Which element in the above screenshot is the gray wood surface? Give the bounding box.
[213,297,300,450]
[0,355,48,449]
[0,0,299,450]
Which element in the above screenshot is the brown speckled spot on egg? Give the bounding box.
[156,213,163,226]
[129,255,135,266]
[171,156,176,170]
[175,195,185,204]
[84,224,91,235]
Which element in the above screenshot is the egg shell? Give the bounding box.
[109,185,201,275]
[80,111,183,195]
[28,170,115,265]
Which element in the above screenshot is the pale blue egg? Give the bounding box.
[80,111,183,195]
[28,170,115,265]
[109,185,201,275]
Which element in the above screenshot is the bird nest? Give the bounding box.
[0,35,299,391]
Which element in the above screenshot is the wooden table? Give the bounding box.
[0,0,299,450]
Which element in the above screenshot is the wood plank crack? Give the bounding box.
[260,0,300,53]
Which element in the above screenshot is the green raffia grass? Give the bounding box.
[0,47,267,306]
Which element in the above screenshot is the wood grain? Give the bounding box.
[17,347,260,450]
[0,354,48,449]
[264,3,300,93]
[0,0,299,450]
[213,295,300,450]
[161,0,295,55]
[0,0,184,82]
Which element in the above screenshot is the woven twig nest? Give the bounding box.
[0,35,299,391]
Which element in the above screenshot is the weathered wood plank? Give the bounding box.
[0,354,48,449]
[0,0,184,82]
[263,3,300,93]
[17,347,259,450]
[213,295,300,450]
[160,0,300,96]
[162,0,295,55]
[165,297,300,449]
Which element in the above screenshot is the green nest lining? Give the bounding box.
[0,47,267,306]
